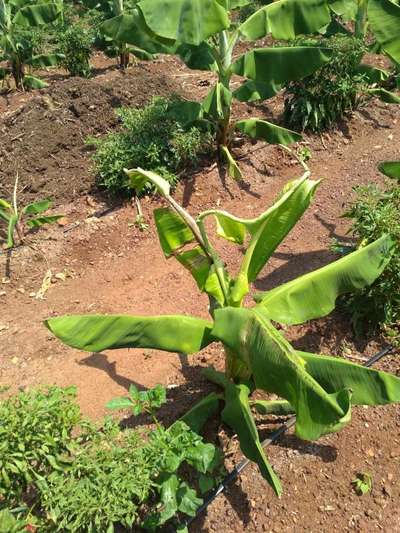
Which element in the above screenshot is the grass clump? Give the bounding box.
[284,35,368,132]
[341,181,400,341]
[89,96,213,196]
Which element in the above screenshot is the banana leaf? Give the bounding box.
[137,0,230,46]
[378,160,400,180]
[368,0,400,63]
[256,235,394,325]
[46,314,215,354]
[232,46,333,85]
[222,381,282,495]
[238,0,331,41]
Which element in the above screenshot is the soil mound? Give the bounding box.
[0,64,183,204]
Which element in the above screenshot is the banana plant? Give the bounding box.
[83,0,164,69]
[99,0,338,178]
[329,0,400,100]
[0,177,63,248]
[0,0,63,90]
[46,167,400,496]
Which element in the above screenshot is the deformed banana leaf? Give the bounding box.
[138,0,230,46]
[368,0,400,64]
[22,199,51,215]
[23,75,47,89]
[222,381,282,495]
[220,145,242,180]
[154,207,195,257]
[212,306,352,440]
[238,0,331,41]
[180,392,221,432]
[368,87,400,104]
[378,160,400,180]
[256,235,394,325]
[13,2,61,26]
[202,82,232,120]
[231,47,333,85]
[233,79,281,103]
[26,215,63,228]
[235,118,301,145]
[26,53,63,67]
[46,314,215,354]
[297,351,400,405]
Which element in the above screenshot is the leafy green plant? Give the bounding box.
[105,384,220,531]
[1,384,219,531]
[340,165,400,339]
[0,0,63,90]
[82,0,158,68]
[57,22,92,77]
[352,472,372,495]
[0,177,63,248]
[89,97,212,195]
[99,0,339,179]
[107,383,166,418]
[46,167,400,496]
[284,35,369,132]
[0,385,83,507]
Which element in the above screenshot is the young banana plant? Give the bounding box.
[99,0,338,179]
[0,0,63,90]
[329,0,400,102]
[46,167,400,495]
[0,176,63,248]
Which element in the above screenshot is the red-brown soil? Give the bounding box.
[0,53,399,532]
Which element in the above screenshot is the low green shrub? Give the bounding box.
[341,180,400,340]
[0,385,83,507]
[58,23,93,78]
[89,97,213,196]
[0,385,220,532]
[284,35,368,132]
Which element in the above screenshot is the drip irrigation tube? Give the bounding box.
[180,344,395,529]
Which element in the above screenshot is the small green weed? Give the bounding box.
[0,385,83,506]
[352,472,372,495]
[89,97,213,196]
[284,35,368,132]
[58,23,92,78]
[341,181,400,340]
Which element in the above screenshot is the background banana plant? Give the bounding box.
[328,0,400,100]
[0,177,63,248]
[99,0,338,179]
[0,0,63,89]
[46,168,400,496]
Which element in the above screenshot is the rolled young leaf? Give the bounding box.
[222,381,282,495]
[238,0,331,41]
[231,174,320,304]
[46,314,215,354]
[256,235,395,325]
[231,46,333,85]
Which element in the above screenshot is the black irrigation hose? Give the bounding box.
[180,344,395,528]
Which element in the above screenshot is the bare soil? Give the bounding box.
[0,53,399,532]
